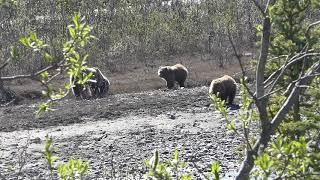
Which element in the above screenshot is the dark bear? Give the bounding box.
[87,67,110,98]
[157,64,188,89]
[70,72,92,99]
[209,75,237,105]
[70,67,110,99]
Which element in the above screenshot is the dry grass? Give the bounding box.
[106,54,246,94]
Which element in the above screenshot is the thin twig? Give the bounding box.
[306,20,320,37]
[264,44,309,86]
[267,56,290,93]
[227,26,256,100]
[259,87,283,100]
[46,71,62,83]
[0,58,10,70]
[1,62,62,81]
[263,55,288,86]
[265,52,320,90]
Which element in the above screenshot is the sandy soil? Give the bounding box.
[0,86,246,180]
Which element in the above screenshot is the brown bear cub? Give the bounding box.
[158,64,188,89]
[209,75,237,105]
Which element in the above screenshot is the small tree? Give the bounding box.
[0,13,95,114]
[215,0,320,179]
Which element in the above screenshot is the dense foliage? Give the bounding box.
[0,0,260,75]
[258,0,320,178]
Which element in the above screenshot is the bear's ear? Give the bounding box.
[159,66,168,71]
[158,67,164,76]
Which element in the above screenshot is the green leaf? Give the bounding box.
[19,36,31,47]
[153,150,159,171]
[10,46,19,60]
[44,52,53,62]
[181,174,192,180]
[211,161,220,180]
[227,121,236,131]
[37,102,50,116]
[68,26,76,39]
[40,71,49,81]
[73,13,80,27]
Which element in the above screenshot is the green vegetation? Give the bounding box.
[14,13,96,114]
[0,0,258,76]
[144,149,221,180]
[144,149,191,180]
[44,135,90,180]
[211,0,320,179]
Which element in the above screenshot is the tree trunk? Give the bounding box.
[236,0,274,177]
[293,95,301,121]
[0,75,5,100]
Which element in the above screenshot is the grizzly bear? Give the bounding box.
[87,67,110,98]
[70,67,110,99]
[209,75,237,105]
[70,72,91,99]
[158,64,188,89]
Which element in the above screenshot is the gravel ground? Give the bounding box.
[0,86,246,179]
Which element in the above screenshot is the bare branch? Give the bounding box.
[1,60,65,81]
[233,67,255,79]
[266,56,290,93]
[259,87,283,100]
[237,60,320,180]
[295,85,311,88]
[227,27,245,74]
[1,65,56,81]
[263,55,288,85]
[264,52,320,90]
[236,2,276,178]
[0,58,10,70]
[242,123,253,151]
[265,0,275,13]
[46,71,62,84]
[256,17,272,101]
[227,26,256,100]
[306,20,320,37]
[271,60,320,130]
[264,44,309,86]
[304,73,320,77]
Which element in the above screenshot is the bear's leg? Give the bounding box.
[98,82,107,98]
[71,76,82,98]
[80,86,92,99]
[166,81,175,89]
[178,80,185,88]
[228,89,236,105]
[221,96,228,104]
[72,84,82,98]
[90,83,98,98]
[217,92,228,104]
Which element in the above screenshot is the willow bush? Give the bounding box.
[1,0,261,75]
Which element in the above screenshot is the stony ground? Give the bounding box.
[0,86,247,180]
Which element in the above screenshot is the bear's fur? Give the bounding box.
[87,67,110,98]
[70,67,110,99]
[70,72,91,99]
[158,64,188,89]
[209,75,237,105]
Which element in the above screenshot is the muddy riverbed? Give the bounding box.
[0,87,247,179]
